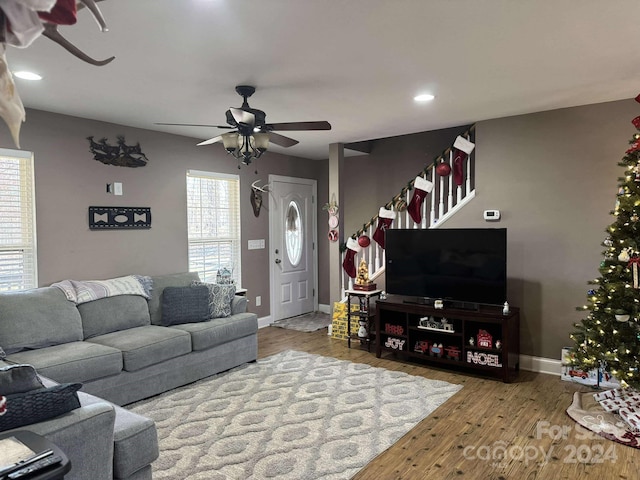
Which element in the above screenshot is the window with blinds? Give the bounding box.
[186,170,241,285]
[0,149,37,291]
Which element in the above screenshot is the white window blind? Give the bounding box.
[0,149,37,291]
[186,170,241,285]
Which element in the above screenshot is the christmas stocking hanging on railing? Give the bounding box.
[372,207,396,249]
[408,175,434,224]
[342,237,361,278]
[452,136,475,186]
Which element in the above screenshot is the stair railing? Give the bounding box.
[341,125,476,297]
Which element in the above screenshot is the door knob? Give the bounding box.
[275,259,282,264]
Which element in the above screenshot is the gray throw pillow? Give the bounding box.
[193,282,236,318]
[0,364,45,395]
[0,383,82,432]
[161,285,210,325]
[0,346,5,360]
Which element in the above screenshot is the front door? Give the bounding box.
[269,175,317,321]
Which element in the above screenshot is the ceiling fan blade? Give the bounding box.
[265,121,331,131]
[230,108,255,127]
[197,135,226,146]
[155,122,233,129]
[268,132,299,148]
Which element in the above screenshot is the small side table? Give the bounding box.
[346,289,382,350]
[0,430,70,480]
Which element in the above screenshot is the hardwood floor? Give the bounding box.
[258,326,639,480]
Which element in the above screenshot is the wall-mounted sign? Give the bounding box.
[89,206,151,230]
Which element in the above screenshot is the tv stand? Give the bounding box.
[376,299,519,382]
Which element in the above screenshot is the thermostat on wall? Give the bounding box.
[483,210,501,221]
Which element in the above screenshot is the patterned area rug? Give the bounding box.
[130,350,462,479]
[271,312,332,332]
[566,391,640,448]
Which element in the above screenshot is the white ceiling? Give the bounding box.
[7,0,640,159]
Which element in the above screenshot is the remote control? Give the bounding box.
[0,450,53,478]
[6,455,62,479]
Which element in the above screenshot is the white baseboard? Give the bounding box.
[519,354,562,376]
[258,305,330,329]
[258,316,273,329]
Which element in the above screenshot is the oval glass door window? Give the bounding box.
[285,200,303,266]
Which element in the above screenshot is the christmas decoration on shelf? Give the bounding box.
[570,95,640,389]
[354,258,376,291]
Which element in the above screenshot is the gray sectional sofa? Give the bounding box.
[0,272,259,480]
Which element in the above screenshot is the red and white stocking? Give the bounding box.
[452,136,475,186]
[342,237,361,278]
[408,175,433,224]
[372,207,396,249]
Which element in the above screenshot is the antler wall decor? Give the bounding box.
[0,0,114,148]
[250,180,270,217]
[88,135,148,168]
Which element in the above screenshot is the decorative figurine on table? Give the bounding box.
[353,258,377,291]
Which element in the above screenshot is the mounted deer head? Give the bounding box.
[250,180,270,217]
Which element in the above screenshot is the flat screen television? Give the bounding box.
[385,228,507,307]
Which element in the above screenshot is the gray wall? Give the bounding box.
[4,97,634,357]
[1,108,328,319]
[343,99,636,359]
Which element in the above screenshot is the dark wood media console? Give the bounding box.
[375,297,520,382]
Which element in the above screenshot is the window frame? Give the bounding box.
[186,169,242,286]
[0,148,38,291]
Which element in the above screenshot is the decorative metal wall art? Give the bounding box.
[89,206,151,229]
[87,135,148,167]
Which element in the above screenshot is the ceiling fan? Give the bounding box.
[156,85,331,165]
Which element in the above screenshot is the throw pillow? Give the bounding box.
[0,346,6,360]
[193,282,236,318]
[0,383,82,432]
[161,285,210,325]
[0,364,45,395]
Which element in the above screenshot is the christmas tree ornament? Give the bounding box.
[342,237,361,278]
[435,160,451,177]
[604,237,613,247]
[407,175,433,223]
[357,235,370,248]
[452,136,475,186]
[629,257,640,288]
[394,197,407,211]
[633,116,640,130]
[619,248,631,262]
[372,207,396,249]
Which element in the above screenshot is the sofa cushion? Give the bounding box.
[0,383,82,433]
[86,326,192,372]
[6,342,124,384]
[0,287,83,354]
[0,364,44,394]
[169,312,258,351]
[147,272,200,325]
[161,286,210,325]
[194,282,236,318]
[79,295,151,339]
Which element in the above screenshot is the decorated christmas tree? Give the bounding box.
[570,98,640,389]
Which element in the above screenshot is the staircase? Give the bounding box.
[341,125,476,297]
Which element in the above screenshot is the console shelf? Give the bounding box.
[375,297,520,382]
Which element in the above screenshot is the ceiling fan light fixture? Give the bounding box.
[253,133,269,153]
[221,132,239,153]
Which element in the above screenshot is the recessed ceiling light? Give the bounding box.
[13,71,42,81]
[414,93,435,102]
